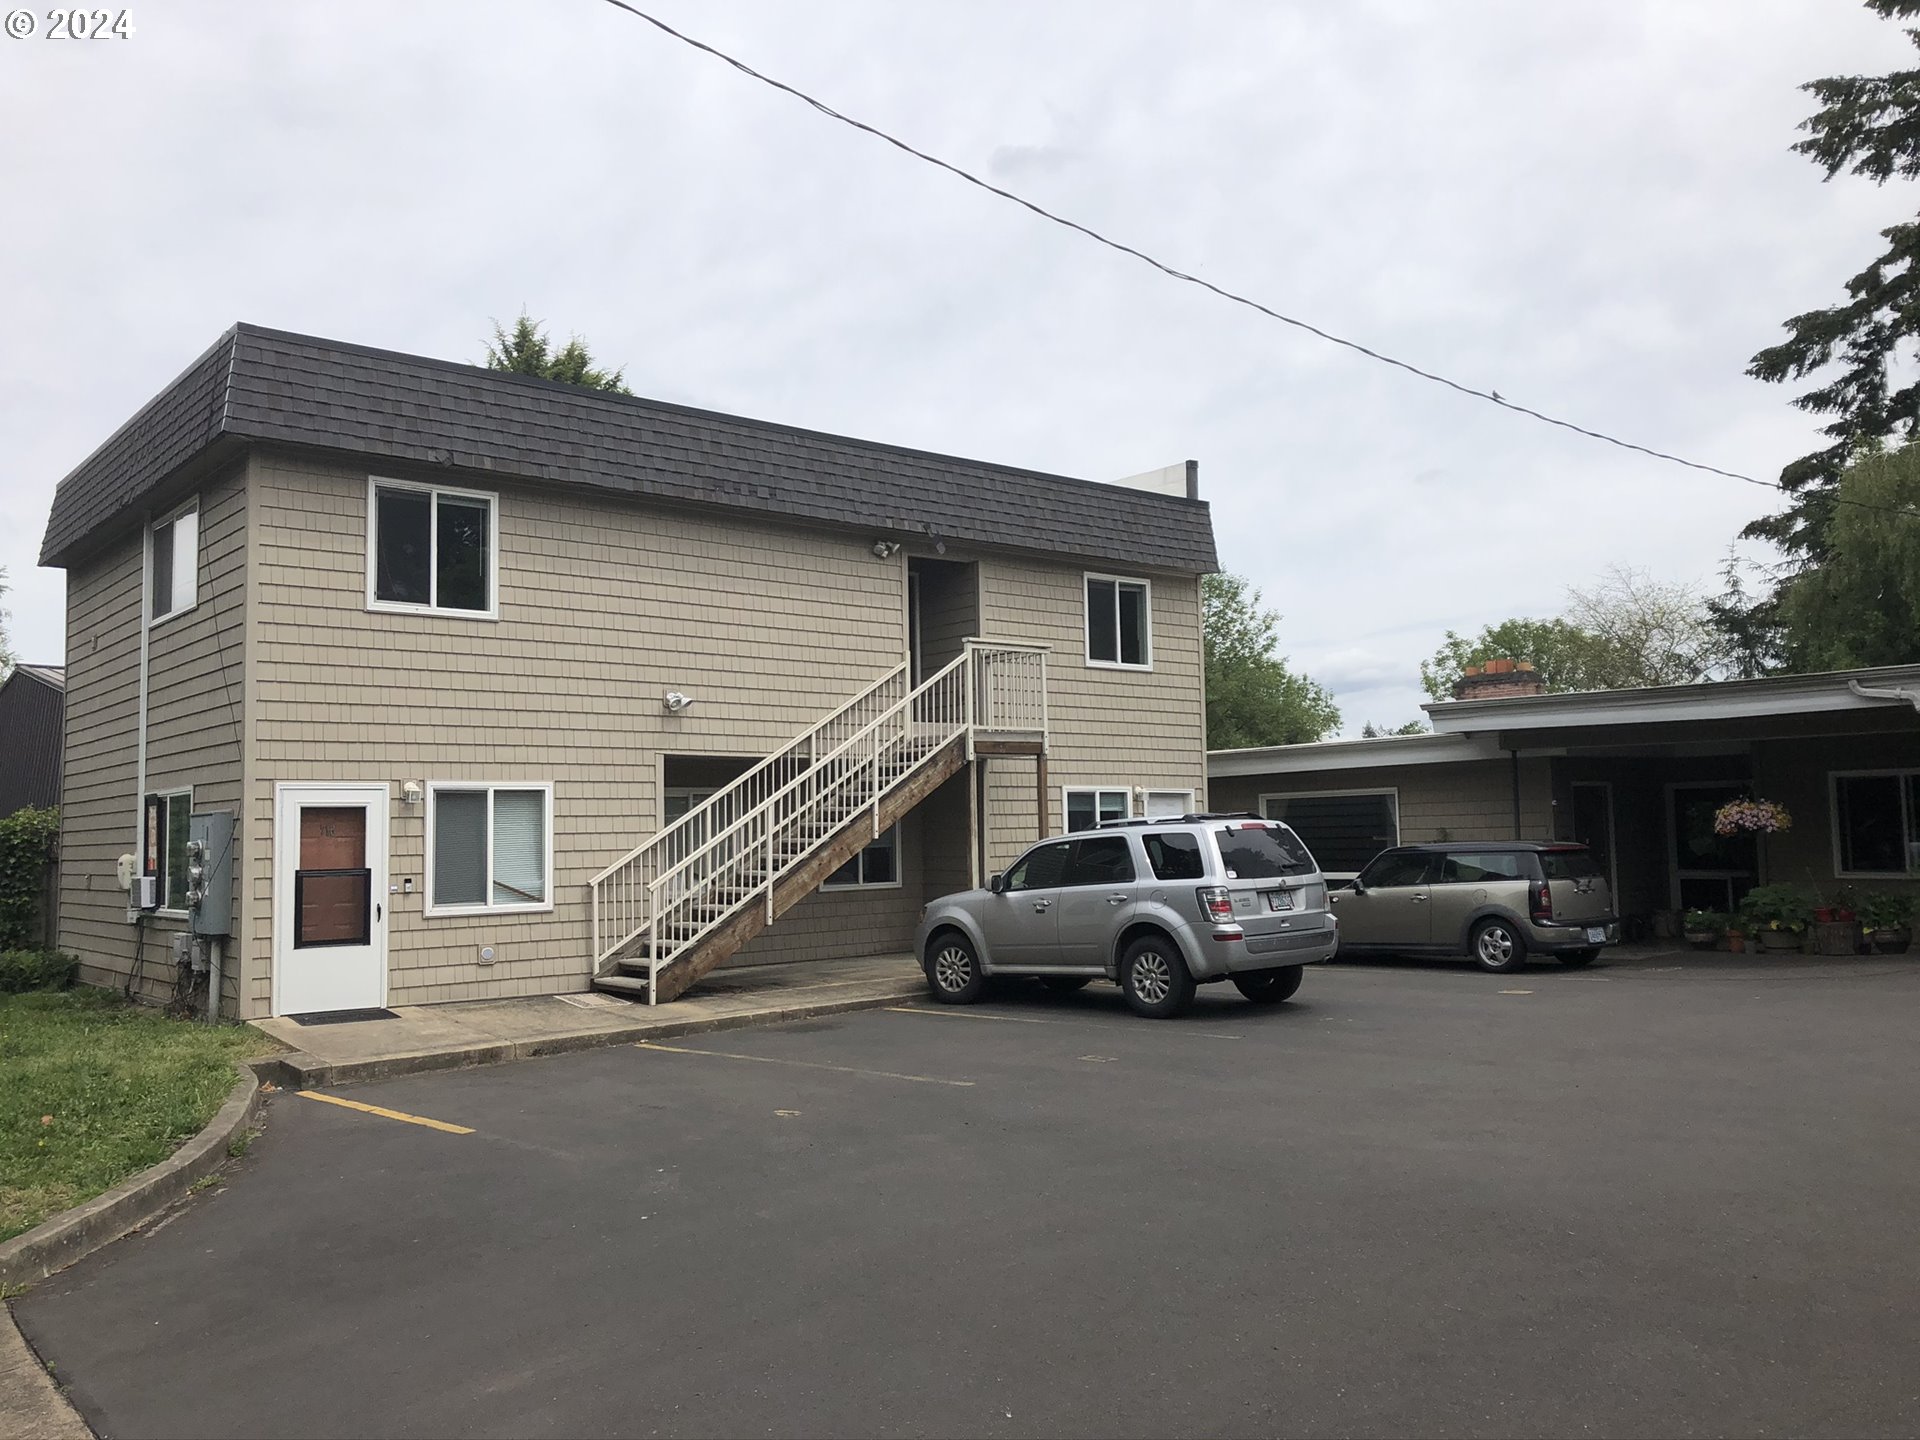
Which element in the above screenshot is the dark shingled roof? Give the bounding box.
[40,324,1218,573]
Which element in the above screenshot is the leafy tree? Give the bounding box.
[1561,566,1729,686]
[1776,442,1920,667]
[1419,618,1615,701]
[1202,572,1340,749]
[484,313,631,394]
[1360,720,1429,738]
[1420,568,1729,701]
[1747,0,1920,561]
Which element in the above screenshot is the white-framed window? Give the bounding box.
[142,787,193,913]
[1143,789,1194,819]
[148,499,199,625]
[425,782,553,915]
[1831,770,1920,878]
[663,787,718,826]
[824,825,901,890]
[1084,573,1151,669]
[1261,789,1400,877]
[1065,787,1132,832]
[366,477,499,618]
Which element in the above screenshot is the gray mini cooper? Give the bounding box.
[914,814,1338,1017]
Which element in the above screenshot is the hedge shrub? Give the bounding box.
[0,949,77,993]
[0,806,59,950]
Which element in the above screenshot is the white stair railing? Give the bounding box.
[589,664,908,968]
[589,642,1046,1001]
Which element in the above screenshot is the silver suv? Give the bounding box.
[914,813,1338,1017]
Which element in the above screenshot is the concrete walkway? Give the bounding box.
[250,954,926,1087]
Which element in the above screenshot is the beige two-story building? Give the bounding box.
[40,325,1217,1018]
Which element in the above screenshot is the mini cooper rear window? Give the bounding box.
[1540,848,1603,881]
[1214,823,1315,880]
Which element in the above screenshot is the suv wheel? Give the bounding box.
[1120,936,1195,1018]
[1471,918,1528,973]
[1232,965,1304,1004]
[925,932,986,1005]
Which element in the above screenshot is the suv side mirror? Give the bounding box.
[988,872,1006,894]
[1349,877,1367,895]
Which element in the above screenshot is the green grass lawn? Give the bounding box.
[0,988,279,1242]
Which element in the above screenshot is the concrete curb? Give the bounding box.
[0,1066,262,1293]
[250,982,927,1090]
[0,1306,91,1440]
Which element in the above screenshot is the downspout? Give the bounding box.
[1847,679,1920,713]
[1509,749,1523,840]
[133,518,152,920]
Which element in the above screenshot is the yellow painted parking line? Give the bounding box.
[635,1040,975,1087]
[297,1090,475,1134]
[1498,989,1534,996]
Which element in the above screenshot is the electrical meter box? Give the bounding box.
[186,812,234,937]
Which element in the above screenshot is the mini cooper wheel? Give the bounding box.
[1120,936,1195,1018]
[925,932,986,1004]
[1231,964,1304,1004]
[1471,918,1529,973]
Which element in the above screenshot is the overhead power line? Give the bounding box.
[597,0,1920,524]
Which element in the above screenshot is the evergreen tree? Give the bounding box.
[484,313,631,394]
[1747,0,1920,562]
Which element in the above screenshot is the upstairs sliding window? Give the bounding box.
[368,479,496,617]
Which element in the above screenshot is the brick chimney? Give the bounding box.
[1453,658,1547,701]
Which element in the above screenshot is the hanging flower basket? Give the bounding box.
[1713,798,1792,836]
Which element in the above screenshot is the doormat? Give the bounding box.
[286,1008,400,1026]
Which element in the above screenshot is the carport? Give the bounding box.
[1210,663,1920,926]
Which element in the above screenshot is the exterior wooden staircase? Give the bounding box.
[589,641,1046,1004]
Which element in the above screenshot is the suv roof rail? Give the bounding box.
[1094,811,1263,829]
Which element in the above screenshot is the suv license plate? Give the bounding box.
[1584,926,1606,943]
[1264,890,1294,912]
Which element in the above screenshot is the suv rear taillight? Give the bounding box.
[1196,886,1235,923]
[1530,878,1553,923]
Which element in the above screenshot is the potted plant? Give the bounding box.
[1737,884,1816,953]
[1681,910,1726,949]
[1858,892,1914,954]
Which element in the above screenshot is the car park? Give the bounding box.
[914,813,1338,1016]
[1329,841,1618,972]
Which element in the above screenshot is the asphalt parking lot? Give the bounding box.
[17,954,1920,1440]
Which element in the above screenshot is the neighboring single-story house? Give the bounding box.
[1210,663,1920,924]
[39,325,1216,1017]
[0,663,65,816]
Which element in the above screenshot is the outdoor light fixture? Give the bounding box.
[923,521,946,556]
[401,781,423,806]
[663,691,695,714]
[871,540,903,559]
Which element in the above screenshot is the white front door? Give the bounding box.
[274,784,389,1016]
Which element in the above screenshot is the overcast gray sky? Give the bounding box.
[1,1,1908,729]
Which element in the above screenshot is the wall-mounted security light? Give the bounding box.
[664,691,695,714]
[401,781,424,806]
[922,521,946,556]
[871,539,903,559]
